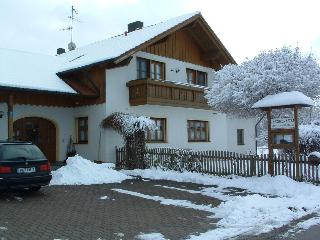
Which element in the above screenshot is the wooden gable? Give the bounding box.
[143,28,212,68]
[142,18,235,70]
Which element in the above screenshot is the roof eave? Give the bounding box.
[0,85,78,96]
[57,57,116,76]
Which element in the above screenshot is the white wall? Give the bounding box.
[73,103,107,162]
[135,51,215,87]
[103,51,256,162]
[226,117,256,154]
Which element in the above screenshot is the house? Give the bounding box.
[0,12,256,163]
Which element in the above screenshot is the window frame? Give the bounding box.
[186,68,208,86]
[146,118,167,143]
[137,57,165,80]
[237,129,245,146]
[187,120,210,142]
[76,117,88,144]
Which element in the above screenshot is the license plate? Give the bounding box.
[17,167,36,174]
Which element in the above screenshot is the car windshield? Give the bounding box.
[0,144,46,161]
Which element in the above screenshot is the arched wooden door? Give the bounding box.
[14,117,56,163]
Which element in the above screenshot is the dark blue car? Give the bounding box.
[0,141,52,191]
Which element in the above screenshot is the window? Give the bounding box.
[186,69,208,86]
[188,120,209,142]
[146,118,166,142]
[76,117,88,143]
[137,57,165,80]
[237,129,245,145]
[273,133,293,145]
[137,58,148,79]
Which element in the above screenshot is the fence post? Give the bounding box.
[115,146,119,170]
[250,155,255,176]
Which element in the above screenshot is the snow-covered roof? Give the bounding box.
[0,48,76,94]
[58,12,200,73]
[252,91,314,108]
[0,12,201,93]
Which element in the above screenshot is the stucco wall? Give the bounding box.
[226,117,256,154]
[104,51,256,162]
[73,103,107,162]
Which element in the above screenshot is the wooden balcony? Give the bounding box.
[127,79,210,109]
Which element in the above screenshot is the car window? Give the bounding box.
[0,144,46,161]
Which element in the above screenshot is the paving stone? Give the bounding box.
[0,179,220,240]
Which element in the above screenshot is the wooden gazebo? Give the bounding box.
[252,91,314,178]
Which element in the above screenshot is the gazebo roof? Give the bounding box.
[252,91,314,109]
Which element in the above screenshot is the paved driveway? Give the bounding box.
[1,178,319,240]
[0,179,221,240]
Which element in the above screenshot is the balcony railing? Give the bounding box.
[126,79,210,109]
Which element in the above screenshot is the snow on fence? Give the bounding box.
[115,147,320,184]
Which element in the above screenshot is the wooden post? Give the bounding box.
[294,106,300,180]
[267,108,274,176]
[7,95,14,141]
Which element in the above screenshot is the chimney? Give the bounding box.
[57,48,66,55]
[128,21,143,33]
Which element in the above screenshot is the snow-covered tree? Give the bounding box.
[101,112,156,169]
[299,120,320,155]
[205,46,320,117]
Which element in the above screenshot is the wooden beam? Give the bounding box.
[294,106,300,180]
[267,108,274,176]
[7,95,14,141]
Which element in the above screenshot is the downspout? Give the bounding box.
[255,114,265,154]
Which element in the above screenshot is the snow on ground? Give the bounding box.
[99,196,109,200]
[296,215,320,230]
[50,155,131,185]
[112,189,215,213]
[135,232,166,240]
[124,168,320,239]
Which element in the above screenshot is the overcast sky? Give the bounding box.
[0,0,319,63]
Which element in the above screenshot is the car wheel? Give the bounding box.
[28,186,41,192]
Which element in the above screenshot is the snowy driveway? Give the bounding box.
[0,178,222,240]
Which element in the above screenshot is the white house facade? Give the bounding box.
[0,12,256,164]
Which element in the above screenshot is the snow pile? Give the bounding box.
[252,91,314,108]
[50,155,131,185]
[124,168,320,238]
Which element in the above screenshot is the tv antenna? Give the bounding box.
[60,6,80,51]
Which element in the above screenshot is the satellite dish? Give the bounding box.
[68,41,76,51]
